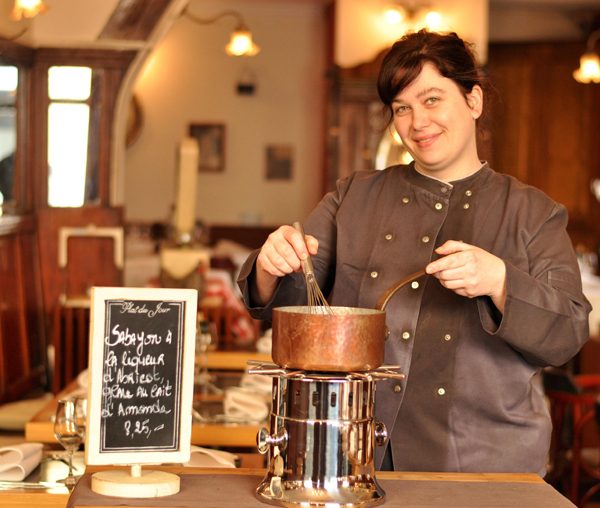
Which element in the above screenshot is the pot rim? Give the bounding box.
[273,306,385,316]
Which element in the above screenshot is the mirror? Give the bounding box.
[0,64,17,210]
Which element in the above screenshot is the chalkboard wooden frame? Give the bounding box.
[85,287,197,466]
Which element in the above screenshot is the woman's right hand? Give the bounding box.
[254,225,319,304]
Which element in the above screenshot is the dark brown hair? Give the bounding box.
[377,30,485,119]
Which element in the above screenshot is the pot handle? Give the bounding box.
[376,269,427,311]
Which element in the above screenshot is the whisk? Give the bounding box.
[293,222,333,315]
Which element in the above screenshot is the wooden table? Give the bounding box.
[0,467,575,508]
[198,350,270,370]
[25,351,270,447]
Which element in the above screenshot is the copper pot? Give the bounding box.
[271,269,426,372]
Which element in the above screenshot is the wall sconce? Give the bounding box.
[11,0,47,21]
[183,7,260,57]
[573,28,600,84]
[383,1,443,31]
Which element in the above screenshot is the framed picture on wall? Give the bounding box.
[265,144,293,180]
[188,123,225,172]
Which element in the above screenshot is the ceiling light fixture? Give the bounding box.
[383,1,443,31]
[182,8,260,57]
[573,28,600,84]
[11,0,47,21]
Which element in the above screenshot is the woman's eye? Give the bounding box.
[425,96,440,105]
[394,105,409,115]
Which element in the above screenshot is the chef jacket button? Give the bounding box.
[444,334,452,341]
[385,233,393,241]
[370,271,379,279]
[421,235,430,243]
[437,387,446,396]
[463,203,470,210]
[401,331,410,340]
[465,190,472,196]
[394,385,402,393]
[402,197,410,204]
[434,202,443,210]
[411,281,419,289]
[441,187,448,193]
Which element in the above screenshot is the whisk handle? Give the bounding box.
[292,221,315,276]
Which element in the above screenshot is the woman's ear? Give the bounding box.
[466,85,483,119]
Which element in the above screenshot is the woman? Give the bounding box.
[237,30,591,474]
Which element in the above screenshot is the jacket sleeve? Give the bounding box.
[477,203,591,366]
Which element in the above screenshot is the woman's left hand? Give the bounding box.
[425,240,507,313]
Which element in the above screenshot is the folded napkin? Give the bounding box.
[184,446,237,468]
[240,372,272,396]
[77,368,89,390]
[0,443,43,481]
[255,333,272,355]
[223,387,269,422]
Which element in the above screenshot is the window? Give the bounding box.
[47,66,93,207]
[0,65,18,207]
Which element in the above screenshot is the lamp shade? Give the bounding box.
[11,0,47,20]
[225,27,260,57]
[573,52,600,84]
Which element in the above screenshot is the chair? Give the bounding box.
[573,397,600,506]
[51,225,123,393]
[51,297,90,393]
[543,367,600,505]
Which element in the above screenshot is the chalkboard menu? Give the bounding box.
[86,287,197,466]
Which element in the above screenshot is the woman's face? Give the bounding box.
[391,62,483,181]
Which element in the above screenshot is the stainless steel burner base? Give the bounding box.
[255,475,385,507]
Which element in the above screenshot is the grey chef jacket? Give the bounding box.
[237,162,591,474]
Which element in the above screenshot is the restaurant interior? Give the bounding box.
[1,0,600,506]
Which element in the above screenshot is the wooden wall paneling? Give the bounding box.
[0,236,29,399]
[207,224,277,250]
[486,45,535,183]
[15,65,33,212]
[19,227,46,381]
[530,45,590,220]
[0,216,47,402]
[0,235,24,401]
[30,63,49,209]
[321,1,337,194]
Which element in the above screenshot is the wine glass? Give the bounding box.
[54,398,84,488]
[72,396,87,442]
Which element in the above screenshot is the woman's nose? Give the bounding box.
[411,107,430,129]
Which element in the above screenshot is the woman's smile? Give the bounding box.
[413,132,441,148]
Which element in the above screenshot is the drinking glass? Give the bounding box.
[54,398,84,487]
[73,396,87,442]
